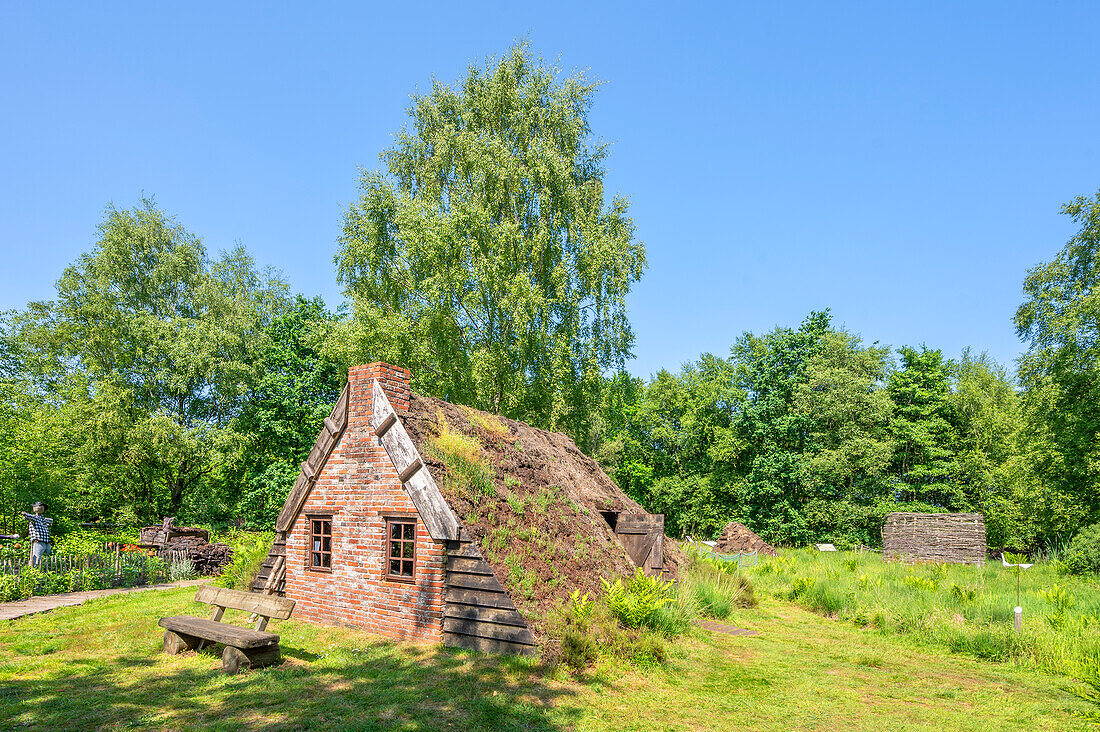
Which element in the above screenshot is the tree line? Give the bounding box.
[1,43,1098,551]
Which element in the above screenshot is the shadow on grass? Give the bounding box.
[1,641,581,731]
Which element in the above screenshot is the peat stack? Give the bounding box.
[139,520,233,575]
[714,522,779,556]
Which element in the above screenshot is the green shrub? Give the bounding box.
[1062,524,1100,576]
[216,531,273,591]
[560,627,599,671]
[602,569,674,629]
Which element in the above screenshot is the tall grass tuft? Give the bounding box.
[428,414,495,500]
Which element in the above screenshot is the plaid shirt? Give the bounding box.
[23,513,53,543]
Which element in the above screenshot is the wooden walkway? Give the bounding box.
[695,619,760,636]
[0,579,208,622]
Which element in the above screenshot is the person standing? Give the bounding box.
[22,501,53,567]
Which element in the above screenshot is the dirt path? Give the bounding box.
[0,579,208,621]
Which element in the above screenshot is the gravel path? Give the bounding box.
[0,579,209,621]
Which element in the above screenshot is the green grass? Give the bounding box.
[0,585,1091,730]
[749,548,1100,674]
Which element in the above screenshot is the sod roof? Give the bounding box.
[402,392,682,636]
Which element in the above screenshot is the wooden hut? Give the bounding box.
[253,362,676,654]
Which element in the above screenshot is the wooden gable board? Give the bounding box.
[275,385,349,532]
[370,380,460,541]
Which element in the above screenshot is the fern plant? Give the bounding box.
[602,569,674,629]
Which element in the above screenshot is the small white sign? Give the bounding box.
[816,543,837,552]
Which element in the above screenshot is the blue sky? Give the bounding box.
[2,2,1098,378]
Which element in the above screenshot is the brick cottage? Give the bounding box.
[253,362,673,654]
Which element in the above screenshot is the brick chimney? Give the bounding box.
[348,362,411,422]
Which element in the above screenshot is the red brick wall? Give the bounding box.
[284,362,445,643]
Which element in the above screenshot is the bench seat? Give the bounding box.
[159,616,278,649]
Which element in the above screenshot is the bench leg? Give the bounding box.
[163,630,199,655]
[222,644,280,675]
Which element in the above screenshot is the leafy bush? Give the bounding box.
[216,531,273,591]
[1062,524,1100,576]
[602,569,674,629]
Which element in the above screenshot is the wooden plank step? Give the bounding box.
[443,632,536,656]
[445,557,495,575]
[444,587,518,610]
[446,573,504,592]
[443,618,535,644]
[447,542,484,559]
[444,604,529,627]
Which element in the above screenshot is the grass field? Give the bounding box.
[0,584,1092,730]
[746,548,1100,676]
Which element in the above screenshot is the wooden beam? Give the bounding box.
[374,411,398,438]
[398,457,422,484]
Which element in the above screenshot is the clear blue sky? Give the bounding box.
[2,2,1098,378]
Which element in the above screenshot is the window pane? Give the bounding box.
[390,523,401,539]
[400,561,413,576]
[390,541,400,558]
[323,521,331,535]
[322,553,330,568]
[402,541,413,558]
[390,559,401,575]
[402,522,414,539]
[312,520,320,535]
[313,539,321,551]
[312,552,321,566]
[322,537,331,552]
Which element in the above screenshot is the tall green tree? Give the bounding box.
[334,42,646,444]
[794,330,894,503]
[728,311,832,543]
[8,199,288,521]
[887,346,962,508]
[224,296,345,527]
[1015,190,1100,532]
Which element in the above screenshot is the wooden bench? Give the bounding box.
[159,585,295,675]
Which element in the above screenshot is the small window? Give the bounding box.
[309,516,332,571]
[386,518,416,579]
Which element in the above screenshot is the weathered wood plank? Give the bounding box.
[372,380,460,541]
[195,586,295,619]
[443,632,536,656]
[446,541,483,558]
[446,572,506,592]
[446,556,495,575]
[443,618,536,644]
[443,604,529,627]
[275,472,313,532]
[444,587,518,610]
[403,468,460,540]
[616,514,664,533]
[158,617,278,649]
